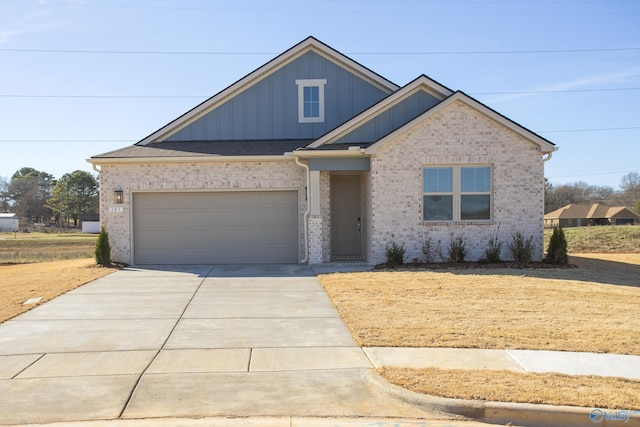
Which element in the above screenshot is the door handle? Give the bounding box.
[357,217,361,232]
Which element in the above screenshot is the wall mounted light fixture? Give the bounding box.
[114,189,124,204]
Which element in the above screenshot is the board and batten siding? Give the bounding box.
[334,90,441,144]
[165,51,390,142]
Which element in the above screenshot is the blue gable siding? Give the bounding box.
[165,51,390,142]
[333,90,440,144]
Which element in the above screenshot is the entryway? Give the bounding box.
[330,174,363,260]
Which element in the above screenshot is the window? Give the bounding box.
[423,166,492,221]
[296,79,326,123]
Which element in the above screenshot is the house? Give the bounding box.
[88,37,557,265]
[0,213,19,232]
[544,203,640,228]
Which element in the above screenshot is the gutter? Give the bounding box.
[291,153,310,264]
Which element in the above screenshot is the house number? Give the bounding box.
[109,206,124,213]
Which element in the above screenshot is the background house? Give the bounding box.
[544,203,640,227]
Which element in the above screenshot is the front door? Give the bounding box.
[330,174,362,259]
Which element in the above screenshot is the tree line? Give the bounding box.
[1,167,639,227]
[545,172,640,214]
[0,167,98,228]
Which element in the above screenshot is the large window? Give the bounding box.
[296,79,326,123]
[423,166,492,221]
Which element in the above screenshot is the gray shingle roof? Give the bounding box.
[92,140,314,159]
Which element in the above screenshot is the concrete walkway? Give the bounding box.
[0,264,638,427]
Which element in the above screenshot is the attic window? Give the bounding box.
[296,79,326,123]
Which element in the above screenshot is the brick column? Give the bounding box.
[308,215,323,264]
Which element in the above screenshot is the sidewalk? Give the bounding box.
[364,347,640,379]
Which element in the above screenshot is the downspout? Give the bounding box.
[542,152,553,163]
[294,155,310,264]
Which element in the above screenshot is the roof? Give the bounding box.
[136,36,399,146]
[0,213,17,219]
[307,74,453,149]
[365,91,556,155]
[544,203,640,220]
[92,140,313,159]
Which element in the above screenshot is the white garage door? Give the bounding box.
[133,191,298,264]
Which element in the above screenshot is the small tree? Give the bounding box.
[546,227,569,265]
[95,227,112,267]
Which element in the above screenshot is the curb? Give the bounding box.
[367,371,640,427]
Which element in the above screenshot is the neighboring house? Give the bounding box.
[544,203,640,228]
[0,213,19,232]
[89,37,557,265]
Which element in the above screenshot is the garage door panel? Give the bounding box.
[133,191,298,264]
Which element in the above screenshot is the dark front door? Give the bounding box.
[330,174,362,258]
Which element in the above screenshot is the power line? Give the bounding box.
[1,47,639,55]
[2,124,639,144]
[2,87,639,99]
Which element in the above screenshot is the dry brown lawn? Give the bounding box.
[380,367,640,410]
[0,258,117,322]
[318,254,640,409]
[319,258,640,354]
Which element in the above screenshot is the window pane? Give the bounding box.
[423,167,453,192]
[461,195,490,220]
[423,195,453,221]
[303,86,320,118]
[461,167,490,192]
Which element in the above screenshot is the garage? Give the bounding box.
[133,191,299,264]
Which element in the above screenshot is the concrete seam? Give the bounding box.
[11,353,46,379]
[116,264,216,419]
[504,349,529,372]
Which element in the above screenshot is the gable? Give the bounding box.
[134,37,398,146]
[164,51,390,142]
[366,91,556,155]
[331,90,440,144]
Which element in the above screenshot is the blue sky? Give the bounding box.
[1,0,638,190]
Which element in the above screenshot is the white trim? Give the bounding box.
[296,79,327,123]
[307,76,453,148]
[366,92,557,155]
[137,37,398,145]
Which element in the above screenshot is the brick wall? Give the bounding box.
[369,100,545,263]
[98,160,306,264]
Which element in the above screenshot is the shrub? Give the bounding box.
[484,227,503,263]
[448,234,468,263]
[421,235,435,263]
[385,239,406,265]
[95,227,112,267]
[508,231,534,263]
[546,227,569,265]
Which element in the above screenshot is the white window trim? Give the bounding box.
[296,79,326,123]
[423,165,493,222]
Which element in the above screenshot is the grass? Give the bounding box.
[319,264,640,354]
[380,367,640,410]
[0,232,98,263]
[544,225,640,253]
[0,258,117,322]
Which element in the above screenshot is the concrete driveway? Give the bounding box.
[0,264,460,425]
